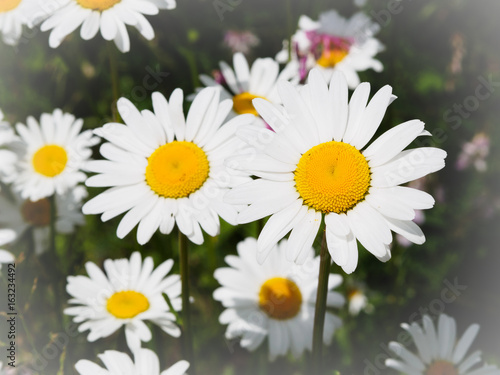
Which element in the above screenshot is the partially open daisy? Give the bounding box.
[214,237,344,360]
[0,229,16,273]
[347,286,370,316]
[76,348,189,375]
[197,52,299,125]
[226,69,446,273]
[0,185,87,255]
[385,314,500,375]
[14,109,98,201]
[65,251,181,351]
[40,0,176,52]
[82,87,254,245]
[276,10,383,88]
[0,110,23,183]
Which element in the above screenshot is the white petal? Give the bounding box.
[350,85,393,150]
[363,120,425,167]
[257,201,307,264]
[452,323,480,364]
[328,71,349,142]
[388,341,426,371]
[384,217,425,245]
[342,82,370,144]
[324,212,350,237]
[370,148,446,188]
[286,209,322,264]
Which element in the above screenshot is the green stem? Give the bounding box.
[19,314,38,356]
[107,44,121,122]
[179,231,195,373]
[49,195,64,323]
[208,235,218,272]
[49,194,56,258]
[312,231,331,375]
[178,47,199,91]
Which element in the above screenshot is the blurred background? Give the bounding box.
[0,0,499,373]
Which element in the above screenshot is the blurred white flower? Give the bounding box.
[75,348,189,375]
[214,237,344,360]
[40,0,176,53]
[194,52,299,127]
[0,185,87,255]
[386,314,500,375]
[347,288,372,315]
[0,110,23,184]
[0,0,49,46]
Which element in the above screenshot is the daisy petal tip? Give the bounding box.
[329,69,348,86]
[341,265,355,275]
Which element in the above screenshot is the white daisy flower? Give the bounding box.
[82,87,254,245]
[65,251,182,351]
[0,110,23,183]
[0,229,16,273]
[14,109,99,201]
[40,0,176,53]
[0,185,87,255]
[226,69,446,273]
[0,0,41,46]
[213,237,344,360]
[276,10,383,88]
[197,52,299,124]
[385,314,500,375]
[75,348,189,375]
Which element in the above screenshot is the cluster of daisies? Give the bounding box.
[1,2,499,374]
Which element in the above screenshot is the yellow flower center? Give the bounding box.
[317,49,349,68]
[258,277,302,320]
[21,199,51,227]
[32,145,68,177]
[106,291,150,319]
[0,0,22,12]
[294,141,371,214]
[76,0,121,11]
[426,361,458,375]
[232,92,267,116]
[145,141,210,199]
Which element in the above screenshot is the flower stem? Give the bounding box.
[49,194,56,258]
[312,231,331,374]
[107,44,121,122]
[179,231,195,373]
[49,195,64,323]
